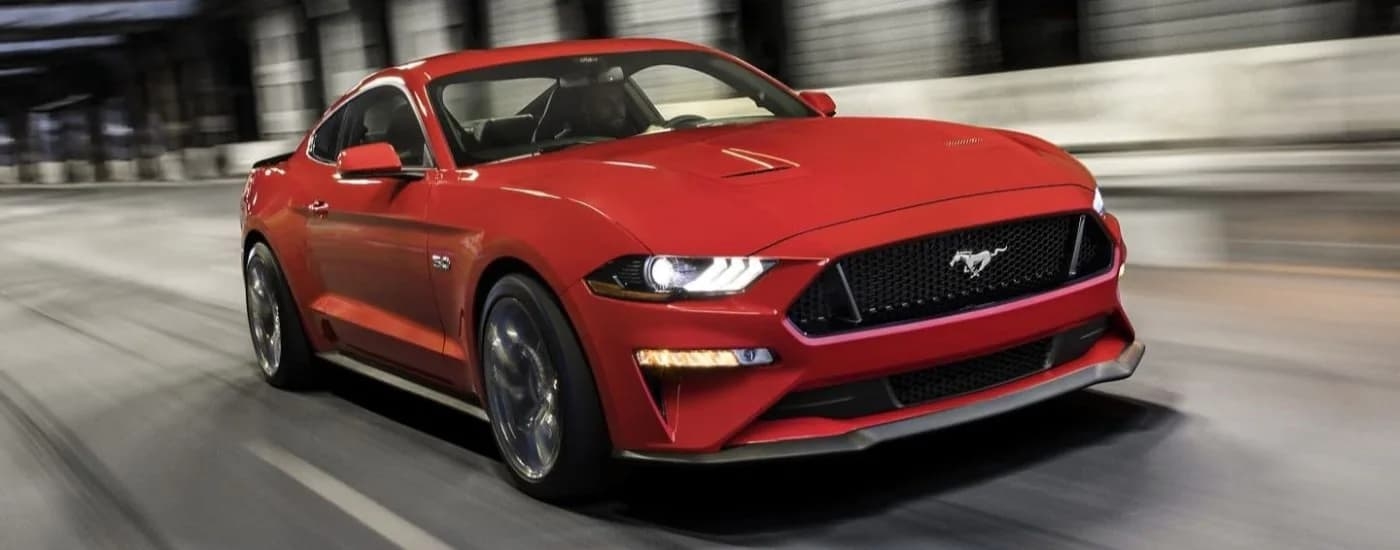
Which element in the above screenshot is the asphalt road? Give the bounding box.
[2,184,1398,549]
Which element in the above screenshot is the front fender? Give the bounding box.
[427,183,650,399]
[241,163,328,350]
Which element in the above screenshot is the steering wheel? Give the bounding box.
[662,114,707,129]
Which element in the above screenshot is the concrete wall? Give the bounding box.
[390,0,462,63]
[250,7,319,139]
[488,0,564,46]
[612,0,722,46]
[786,0,968,88]
[824,33,1400,149]
[1084,0,1355,60]
[317,9,376,105]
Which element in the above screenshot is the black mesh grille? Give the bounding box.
[888,338,1053,406]
[788,213,1113,335]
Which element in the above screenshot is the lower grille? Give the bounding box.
[760,317,1108,420]
[887,338,1052,406]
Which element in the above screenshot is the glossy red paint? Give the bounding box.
[240,38,1138,458]
[336,142,404,176]
[797,90,837,116]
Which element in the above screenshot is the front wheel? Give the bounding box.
[243,242,320,389]
[479,274,613,503]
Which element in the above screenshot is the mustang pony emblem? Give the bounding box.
[949,247,1008,278]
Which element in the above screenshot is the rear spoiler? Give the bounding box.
[252,152,294,169]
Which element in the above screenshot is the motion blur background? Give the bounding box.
[3,2,1400,549]
[2,0,1400,268]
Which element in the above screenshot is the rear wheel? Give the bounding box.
[244,242,320,389]
[479,274,612,503]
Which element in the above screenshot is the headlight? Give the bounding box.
[1092,187,1106,216]
[585,255,777,301]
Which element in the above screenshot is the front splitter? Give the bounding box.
[617,340,1146,465]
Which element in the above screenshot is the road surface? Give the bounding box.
[1,184,1397,549]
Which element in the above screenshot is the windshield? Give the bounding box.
[427,49,816,165]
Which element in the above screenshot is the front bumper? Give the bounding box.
[617,340,1144,464]
[558,185,1137,459]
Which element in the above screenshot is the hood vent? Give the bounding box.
[718,147,798,178]
[945,137,985,148]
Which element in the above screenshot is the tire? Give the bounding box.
[478,274,613,503]
[243,242,321,390]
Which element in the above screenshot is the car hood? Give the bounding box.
[479,116,1096,255]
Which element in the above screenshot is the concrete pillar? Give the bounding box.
[487,0,565,47]
[179,52,224,179]
[5,110,34,183]
[62,108,97,183]
[85,100,110,182]
[97,97,135,182]
[784,0,966,88]
[0,118,14,184]
[148,60,187,181]
[313,3,379,105]
[389,0,465,63]
[723,0,791,82]
[558,0,612,39]
[251,7,323,139]
[125,55,161,180]
[23,111,61,184]
[613,0,718,44]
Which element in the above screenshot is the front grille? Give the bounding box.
[887,338,1053,406]
[788,213,1112,335]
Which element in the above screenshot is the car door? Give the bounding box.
[304,84,455,383]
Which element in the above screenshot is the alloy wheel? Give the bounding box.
[245,254,283,376]
[483,297,563,481]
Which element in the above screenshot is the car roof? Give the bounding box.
[378,37,714,82]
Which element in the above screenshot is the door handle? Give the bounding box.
[308,200,329,217]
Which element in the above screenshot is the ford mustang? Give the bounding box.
[240,38,1143,503]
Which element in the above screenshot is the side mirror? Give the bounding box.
[336,143,424,180]
[798,90,836,116]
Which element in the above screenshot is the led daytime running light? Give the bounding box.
[635,348,775,369]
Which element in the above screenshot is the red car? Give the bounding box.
[240,38,1143,502]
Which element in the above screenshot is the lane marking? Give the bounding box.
[246,441,453,550]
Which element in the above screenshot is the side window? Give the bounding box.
[308,109,345,162]
[342,87,431,167]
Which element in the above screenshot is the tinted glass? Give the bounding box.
[342,87,430,167]
[308,109,344,162]
[428,50,815,165]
